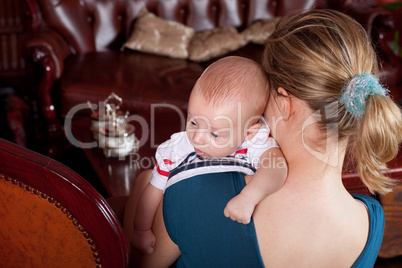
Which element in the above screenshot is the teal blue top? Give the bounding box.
[163,171,384,268]
[352,193,385,268]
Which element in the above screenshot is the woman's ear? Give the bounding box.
[277,87,292,121]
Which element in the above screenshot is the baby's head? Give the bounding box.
[186,56,269,158]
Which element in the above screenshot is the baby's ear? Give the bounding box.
[246,122,262,141]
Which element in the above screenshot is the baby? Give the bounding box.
[132,56,287,254]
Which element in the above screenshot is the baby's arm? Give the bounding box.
[132,182,164,254]
[224,147,287,224]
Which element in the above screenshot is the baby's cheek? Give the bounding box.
[214,137,230,147]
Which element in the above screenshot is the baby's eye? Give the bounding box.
[189,121,197,126]
[210,132,218,138]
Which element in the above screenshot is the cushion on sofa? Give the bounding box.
[241,17,281,45]
[122,8,195,59]
[188,27,247,62]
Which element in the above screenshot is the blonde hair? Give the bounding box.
[195,56,269,118]
[262,9,402,195]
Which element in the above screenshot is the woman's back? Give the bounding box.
[253,177,370,267]
[161,169,383,267]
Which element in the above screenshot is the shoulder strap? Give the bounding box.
[351,194,385,268]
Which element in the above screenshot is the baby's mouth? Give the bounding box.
[194,148,206,157]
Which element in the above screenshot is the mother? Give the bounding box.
[124,9,402,267]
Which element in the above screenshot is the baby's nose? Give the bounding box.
[192,130,207,145]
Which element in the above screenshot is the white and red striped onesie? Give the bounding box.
[150,123,278,191]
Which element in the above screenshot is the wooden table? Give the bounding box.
[70,108,185,197]
[71,118,157,197]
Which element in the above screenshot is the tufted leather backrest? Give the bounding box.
[35,0,320,52]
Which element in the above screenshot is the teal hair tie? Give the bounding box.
[339,73,388,117]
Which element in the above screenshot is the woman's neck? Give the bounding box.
[281,135,348,194]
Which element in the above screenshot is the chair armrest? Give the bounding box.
[22,30,72,132]
[23,30,72,79]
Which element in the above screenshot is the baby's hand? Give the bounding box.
[223,193,256,225]
[131,229,156,254]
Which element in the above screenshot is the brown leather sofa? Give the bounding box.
[23,0,400,136]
